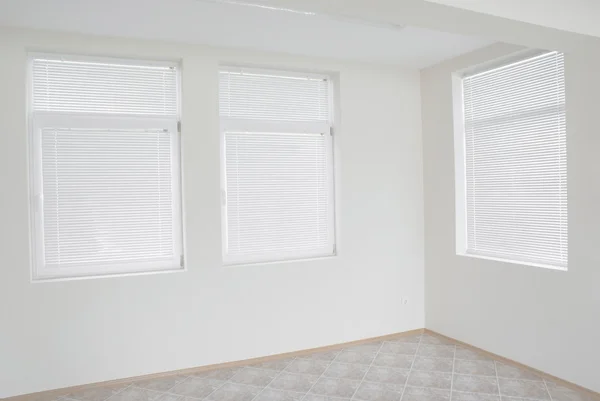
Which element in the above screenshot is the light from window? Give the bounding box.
[29,54,183,280]
[455,51,567,269]
[219,67,335,265]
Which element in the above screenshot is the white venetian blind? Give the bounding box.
[219,68,329,122]
[33,57,178,116]
[462,51,567,268]
[41,128,175,268]
[219,67,334,264]
[31,54,181,278]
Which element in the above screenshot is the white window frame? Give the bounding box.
[452,50,567,271]
[28,54,184,281]
[219,68,336,266]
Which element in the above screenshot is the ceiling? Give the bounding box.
[424,0,600,39]
[0,0,495,68]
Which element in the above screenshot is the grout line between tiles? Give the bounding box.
[158,375,196,398]
[348,341,386,401]
[298,350,342,401]
[131,373,190,395]
[199,377,232,401]
[377,350,417,357]
[493,360,503,399]
[195,366,273,401]
[101,384,133,401]
[164,374,190,394]
[411,368,453,374]
[245,358,297,401]
[543,379,555,401]
[410,387,501,396]
[450,369,549,383]
[128,386,170,400]
[398,333,423,401]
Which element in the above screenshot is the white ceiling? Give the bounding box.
[0,0,495,68]
[424,0,600,39]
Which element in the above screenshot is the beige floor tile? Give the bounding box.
[134,376,188,392]
[346,343,382,354]
[412,356,453,373]
[299,351,340,362]
[401,387,450,401]
[545,381,597,401]
[251,359,294,372]
[154,394,198,401]
[407,371,452,390]
[107,387,163,401]
[309,377,361,398]
[387,335,421,344]
[302,395,351,401]
[452,374,499,394]
[353,381,403,401]
[452,392,500,401]
[498,378,550,400]
[372,353,414,369]
[192,368,243,381]
[420,335,456,346]
[230,367,278,387]
[284,359,330,376]
[335,349,377,365]
[454,359,496,376]
[168,377,223,399]
[495,362,544,382]
[206,383,260,401]
[379,342,418,355]
[322,362,369,380]
[268,372,318,393]
[252,388,304,401]
[455,347,492,361]
[417,345,455,359]
[363,366,409,385]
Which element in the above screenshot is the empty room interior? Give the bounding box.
[1,0,600,400]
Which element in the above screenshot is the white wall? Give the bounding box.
[422,43,600,393]
[0,28,424,398]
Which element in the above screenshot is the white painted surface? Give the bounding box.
[422,43,600,393]
[424,0,600,39]
[0,0,494,67]
[0,27,425,398]
[214,0,600,54]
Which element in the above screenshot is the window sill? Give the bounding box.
[32,265,185,283]
[223,254,338,268]
[456,252,567,272]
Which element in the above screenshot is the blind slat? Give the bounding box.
[462,51,567,268]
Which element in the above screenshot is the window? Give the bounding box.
[29,54,183,280]
[219,67,335,265]
[455,51,567,269]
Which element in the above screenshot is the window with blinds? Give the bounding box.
[219,67,335,265]
[456,51,567,269]
[29,54,183,280]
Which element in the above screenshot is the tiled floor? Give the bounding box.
[54,333,597,401]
